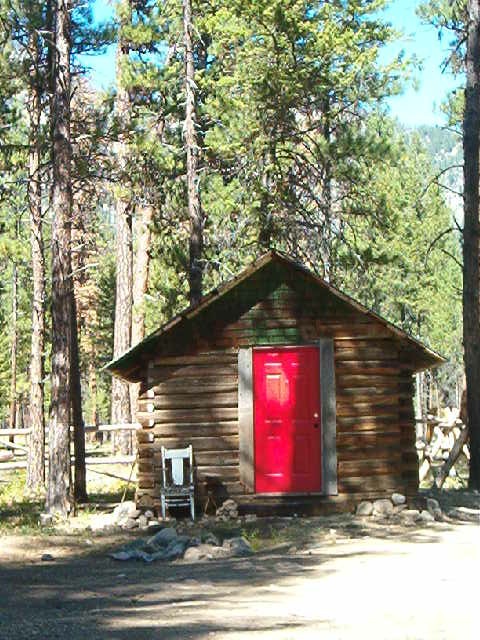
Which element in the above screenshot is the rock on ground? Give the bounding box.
[373,499,394,517]
[416,510,435,524]
[356,501,373,517]
[147,527,177,546]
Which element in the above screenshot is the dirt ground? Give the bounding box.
[0,492,478,640]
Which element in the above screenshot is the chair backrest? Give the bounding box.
[161,445,193,486]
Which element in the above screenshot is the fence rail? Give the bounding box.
[0,423,140,473]
[416,414,470,487]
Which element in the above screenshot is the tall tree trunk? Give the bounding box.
[26,31,46,492]
[183,0,204,306]
[9,262,17,437]
[88,361,98,426]
[129,204,154,417]
[111,2,133,453]
[46,0,73,517]
[463,0,480,490]
[70,290,87,502]
[70,193,90,500]
[320,95,333,282]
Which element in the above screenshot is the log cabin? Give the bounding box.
[106,251,444,515]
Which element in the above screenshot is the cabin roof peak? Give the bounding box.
[105,249,445,381]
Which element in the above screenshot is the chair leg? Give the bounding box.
[190,495,195,521]
[161,495,166,521]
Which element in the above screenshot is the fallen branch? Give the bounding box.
[435,426,470,489]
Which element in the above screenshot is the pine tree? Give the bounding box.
[46,0,73,517]
[463,0,480,489]
[111,0,133,453]
[26,20,47,494]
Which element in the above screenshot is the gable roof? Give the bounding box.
[106,250,445,382]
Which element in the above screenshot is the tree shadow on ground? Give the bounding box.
[0,516,474,640]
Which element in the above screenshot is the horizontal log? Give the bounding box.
[337,415,400,432]
[338,446,402,462]
[152,452,239,468]
[334,338,397,348]
[152,435,239,452]
[335,361,399,375]
[137,431,154,444]
[335,347,399,361]
[153,351,237,366]
[137,445,154,458]
[138,461,153,474]
[142,480,245,498]
[193,451,239,466]
[336,401,399,418]
[148,365,238,380]
[152,379,238,395]
[338,460,404,476]
[140,392,238,411]
[337,432,401,448]
[336,375,401,389]
[338,475,405,493]
[336,388,408,400]
[196,466,239,481]
[153,422,238,438]
[138,476,155,489]
[139,407,238,424]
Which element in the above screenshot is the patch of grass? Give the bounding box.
[0,471,48,534]
[0,467,135,535]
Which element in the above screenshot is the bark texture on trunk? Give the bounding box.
[26,33,46,492]
[463,0,480,490]
[9,262,17,435]
[111,3,133,453]
[46,0,73,516]
[129,204,154,416]
[183,0,203,306]
[70,290,87,502]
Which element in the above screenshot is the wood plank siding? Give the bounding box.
[135,272,419,514]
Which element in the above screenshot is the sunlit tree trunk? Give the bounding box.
[26,30,46,492]
[183,0,204,305]
[70,290,87,502]
[9,262,17,438]
[463,0,480,489]
[129,204,154,417]
[46,0,73,517]
[111,0,133,454]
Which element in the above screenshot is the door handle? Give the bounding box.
[313,423,319,429]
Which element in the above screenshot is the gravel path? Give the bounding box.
[0,517,478,639]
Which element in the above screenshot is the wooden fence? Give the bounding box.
[0,423,140,474]
[416,415,470,488]
[0,418,470,488]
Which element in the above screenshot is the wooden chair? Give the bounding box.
[160,445,195,520]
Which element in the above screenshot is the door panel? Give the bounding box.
[253,347,322,493]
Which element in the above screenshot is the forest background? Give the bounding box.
[0,0,465,466]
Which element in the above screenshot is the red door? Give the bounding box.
[253,346,321,493]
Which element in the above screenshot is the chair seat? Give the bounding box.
[162,485,193,495]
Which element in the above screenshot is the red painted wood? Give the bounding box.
[253,346,322,493]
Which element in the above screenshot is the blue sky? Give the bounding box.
[81,0,461,128]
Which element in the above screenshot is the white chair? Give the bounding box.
[160,445,195,520]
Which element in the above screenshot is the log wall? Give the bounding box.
[135,278,418,514]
